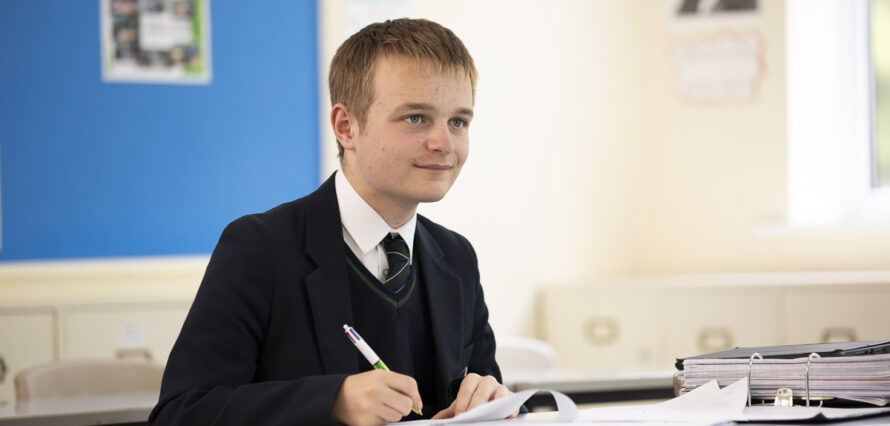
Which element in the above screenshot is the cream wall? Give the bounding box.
[0,257,205,305]
[319,0,890,338]
[4,0,890,345]
[629,0,890,273]
[319,0,642,337]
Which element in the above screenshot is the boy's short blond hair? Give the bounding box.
[329,18,477,157]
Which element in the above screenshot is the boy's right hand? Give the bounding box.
[331,369,423,425]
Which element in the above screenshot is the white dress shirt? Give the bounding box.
[335,170,416,281]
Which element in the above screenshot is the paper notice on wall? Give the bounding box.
[662,1,764,105]
[100,0,211,84]
[671,31,765,104]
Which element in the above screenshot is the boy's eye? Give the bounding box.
[449,118,466,128]
[405,115,422,124]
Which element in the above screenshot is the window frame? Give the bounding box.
[786,0,890,228]
[871,0,890,188]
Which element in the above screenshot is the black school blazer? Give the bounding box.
[149,174,501,425]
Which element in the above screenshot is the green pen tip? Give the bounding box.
[413,409,423,415]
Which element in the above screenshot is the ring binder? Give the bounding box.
[743,351,834,407]
[806,352,820,407]
[746,352,762,407]
[678,341,890,407]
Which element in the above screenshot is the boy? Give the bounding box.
[150,18,513,425]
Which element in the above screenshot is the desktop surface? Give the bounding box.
[0,392,156,426]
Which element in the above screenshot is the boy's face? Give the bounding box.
[343,55,473,212]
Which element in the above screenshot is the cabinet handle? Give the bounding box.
[0,355,7,383]
[115,347,153,361]
[821,327,857,343]
[583,317,619,346]
[697,327,734,353]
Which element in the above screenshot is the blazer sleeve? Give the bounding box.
[149,216,345,425]
[451,237,527,415]
[464,237,502,381]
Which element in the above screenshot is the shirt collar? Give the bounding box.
[335,169,416,259]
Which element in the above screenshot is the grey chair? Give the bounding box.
[14,359,164,401]
[495,336,559,379]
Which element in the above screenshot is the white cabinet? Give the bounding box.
[540,286,781,371]
[0,307,57,404]
[62,301,191,365]
[538,280,890,372]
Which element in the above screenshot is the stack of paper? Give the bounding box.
[679,353,890,406]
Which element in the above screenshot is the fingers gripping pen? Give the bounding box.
[343,324,421,415]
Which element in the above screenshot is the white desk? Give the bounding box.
[519,408,890,425]
[0,392,156,426]
[4,388,889,425]
[503,370,675,410]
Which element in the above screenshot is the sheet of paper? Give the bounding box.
[659,377,748,413]
[819,406,890,420]
[398,389,577,425]
[743,405,890,421]
[579,379,747,424]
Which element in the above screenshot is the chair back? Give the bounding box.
[496,336,559,377]
[14,359,164,401]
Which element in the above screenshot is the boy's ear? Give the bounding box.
[331,103,357,150]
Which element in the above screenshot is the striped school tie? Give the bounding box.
[381,233,411,293]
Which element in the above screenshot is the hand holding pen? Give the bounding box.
[331,324,424,424]
[343,324,422,415]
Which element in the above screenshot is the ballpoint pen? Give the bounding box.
[343,324,422,416]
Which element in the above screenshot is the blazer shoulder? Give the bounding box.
[224,198,303,240]
[417,214,475,254]
[229,177,335,235]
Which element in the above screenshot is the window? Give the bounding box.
[786,0,890,227]
[874,0,890,187]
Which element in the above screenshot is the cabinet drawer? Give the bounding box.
[783,289,890,344]
[663,288,781,364]
[0,307,56,403]
[62,302,190,364]
[539,288,660,371]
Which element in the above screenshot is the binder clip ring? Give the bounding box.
[747,352,763,407]
[806,352,821,407]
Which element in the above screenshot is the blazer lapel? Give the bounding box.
[416,220,465,407]
[303,174,359,375]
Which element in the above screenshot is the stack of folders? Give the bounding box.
[675,340,890,406]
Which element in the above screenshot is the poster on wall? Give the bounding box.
[100,0,211,84]
[666,0,759,29]
[663,0,764,105]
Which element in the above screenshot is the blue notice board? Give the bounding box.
[0,1,319,261]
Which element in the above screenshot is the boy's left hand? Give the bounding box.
[430,373,519,420]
